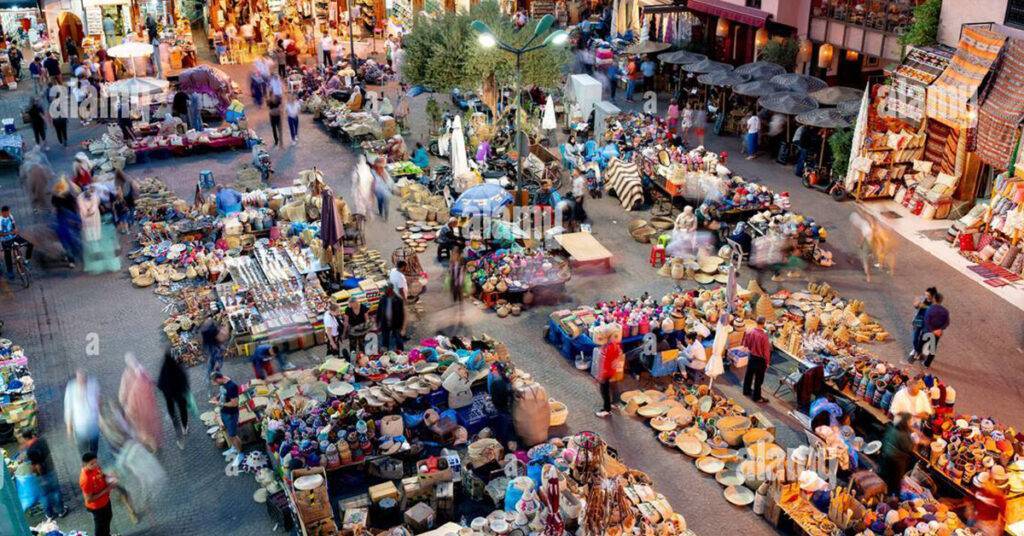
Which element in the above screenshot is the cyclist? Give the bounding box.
[0,206,34,279]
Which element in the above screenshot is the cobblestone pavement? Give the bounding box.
[0,51,1021,536]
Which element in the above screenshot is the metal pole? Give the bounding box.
[348,0,356,66]
[514,49,524,204]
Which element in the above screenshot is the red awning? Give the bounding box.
[687,0,771,27]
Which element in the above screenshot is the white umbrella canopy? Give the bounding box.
[105,76,169,96]
[106,42,155,58]
[542,96,557,131]
[450,115,470,178]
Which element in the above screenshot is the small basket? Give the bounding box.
[549,398,568,426]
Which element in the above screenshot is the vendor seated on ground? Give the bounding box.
[436,217,463,260]
[411,142,430,172]
[215,184,243,216]
[889,377,933,421]
[678,331,707,383]
[809,394,844,427]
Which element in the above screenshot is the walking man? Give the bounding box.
[20,430,67,518]
[286,96,301,144]
[376,285,406,352]
[595,335,623,418]
[909,287,936,362]
[744,113,761,160]
[267,91,283,146]
[741,316,771,403]
[920,290,950,368]
[157,348,191,449]
[64,368,101,455]
[79,452,114,536]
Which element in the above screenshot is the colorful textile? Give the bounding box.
[977,39,1024,169]
[927,28,1006,125]
[604,158,644,211]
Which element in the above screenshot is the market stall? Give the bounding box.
[200,334,695,536]
[0,339,37,443]
[466,249,571,315]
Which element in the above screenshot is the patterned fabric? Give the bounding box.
[604,158,644,211]
[927,28,1006,125]
[977,39,1024,169]
[923,120,958,175]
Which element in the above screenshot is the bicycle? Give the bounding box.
[5,242,31,288]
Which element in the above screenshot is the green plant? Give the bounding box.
[829,129,854,178]
[899,0,941,48]
[760,38,798,70]
[425,97,442,130]
[400,0,569,93]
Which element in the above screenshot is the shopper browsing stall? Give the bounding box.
[741,316,771,403]
[888,378,933,420]
[211,372,244,468]
[344,297,370,355]
[79,452,115,536]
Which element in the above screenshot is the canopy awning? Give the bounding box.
[0,0,38,9]
[687,0,770,27]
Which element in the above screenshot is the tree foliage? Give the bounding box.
[760,38,798,70]
[829,129,854,178]
[899,0,941,48]
[401,0,569,92]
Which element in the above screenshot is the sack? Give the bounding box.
[850,469,886,503]
[381,415,403,437]
[512,380,551,446]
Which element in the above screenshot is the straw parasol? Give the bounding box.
[837,99,861,117]
[657,50,707,65]
[622,40,672,55]
[758,91,819,115]
[733,79,783,98]
[810,86,865,106]
[769,73,828,93]
[683,58,734,74]
[796,108,851,129]
[697,71,751,88]
[734,61,785,80]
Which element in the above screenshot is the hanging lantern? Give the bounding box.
[755,27,769,48]
[845,50,859,61]
[817,43,834,69]
[716,18,729,38]
[798,38,814,63]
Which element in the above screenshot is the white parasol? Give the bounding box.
[705,316,728,386]
[106,42,156,78]
[542,95,557,131]
[105,76,169,97]
[450,115,470,179]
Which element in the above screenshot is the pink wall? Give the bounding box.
[712,0,811,35]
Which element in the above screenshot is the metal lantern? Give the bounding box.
[716,18,730,37]
[755,27,769,48]
[845,50,859,61]
[798,38,814,63]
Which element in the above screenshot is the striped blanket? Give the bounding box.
[605,158,644,211]
[978,39,1024,170]
[926,27,1005,125]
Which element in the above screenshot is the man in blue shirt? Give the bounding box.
[0,206,34,278]
[249,343,292,379]
[214,185,243,216]
[640,56,656,93]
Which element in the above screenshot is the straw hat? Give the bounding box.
[723,485,754,506]
[650,416,678,432]
[694,273,715,285]
[713,273,730,284]
[698,256,724,273]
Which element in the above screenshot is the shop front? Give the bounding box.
[0,0,43,45]
[686,0,771,65]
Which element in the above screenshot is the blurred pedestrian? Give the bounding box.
[624,57,640,102]
[344,297,370,354]
[52,177,82,263]
[267,91,282,146]
[25,96,46,148]
[744,112,760,160]
[919,290,950,368]
[595,335,623,418]
[79,452,116,536]
[370,156,394,221]
[157,349,190,450]
[65,369,101,455]
[119,353,161,452]
[113,169,136,234]
[323,302,342,357]
[210,372,244,468]
[909,287,937,362]
[19,429,67,518]
[201,314,229,376]
[850,209,875,282]
[376,285,406,352]
[286,96,300,144]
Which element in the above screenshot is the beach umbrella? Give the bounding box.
[844,83,871,190]
[733,79,784,97]
[810,86,864,106]
[657,50,707,65]
[622,40,672,55]
[796,108,851,129]
[769,73,827,93]
[450,115,470,179]
[697,71,751,88]
[683,58,734,74]
[758,91,819,115]
[106,42,155,59]
[105,76,169,96]
[451,183,513,217]
[734,61,785,80]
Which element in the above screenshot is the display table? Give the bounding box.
[554,232,612,270]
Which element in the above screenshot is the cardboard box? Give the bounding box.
[368,481,399,505]
[290,467,333,525]
[341,507,368,532]
[404,502,435,533]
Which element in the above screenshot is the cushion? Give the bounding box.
[1000,246,1020,269]
[978,245,997,261]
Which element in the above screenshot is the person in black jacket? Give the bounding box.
[376,284,406,352]
[157,348,190,449]
[25,97,47,147]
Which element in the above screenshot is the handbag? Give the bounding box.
[380,415,403,437]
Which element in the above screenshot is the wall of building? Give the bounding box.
[761,0,811,36]
[938,0,1007,46]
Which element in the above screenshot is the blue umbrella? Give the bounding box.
[451,184,513,217]
[407,85,431,97]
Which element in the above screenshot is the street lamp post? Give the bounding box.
[471,15,567,205]
[347,0,357,66]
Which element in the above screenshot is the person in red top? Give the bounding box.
[595,338,623,418]
[741,316,772,403]
[72,153,93,189]
[79,452,115,536]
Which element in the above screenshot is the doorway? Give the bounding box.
[56,12,84,61]
[101,6,126,48]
